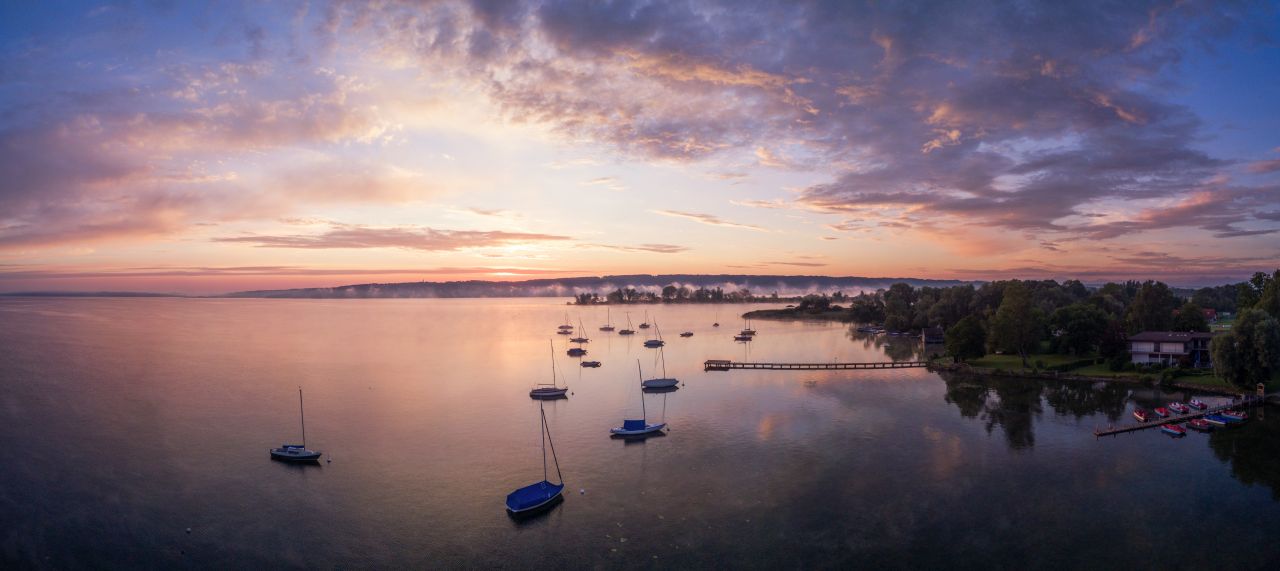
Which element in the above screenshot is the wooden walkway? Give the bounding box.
[704,359,929,371]
[1094,396,1262,437]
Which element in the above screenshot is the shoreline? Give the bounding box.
[930,361,1249,396]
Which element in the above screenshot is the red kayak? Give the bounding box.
[1133,409,1149,423]
[1154,407,1170,418]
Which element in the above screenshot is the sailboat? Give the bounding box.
[641,339,678,389]
[505,402,565,514]
[611,362,668,436]
[739,318,756,336]
[556,312,573,335]
[270,387,322,462]
[638,310,651,329]
[570,318,590,343]
[643,320,666,348]
[618,312,636,335]
[530,341,569,399]
[599,307,616,332]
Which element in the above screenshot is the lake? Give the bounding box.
[1,297,1278,569]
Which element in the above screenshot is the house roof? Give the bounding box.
[1129,331,1216,343]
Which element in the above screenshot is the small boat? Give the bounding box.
[1188,399,1208,410]
[856,326,878,333]
[581,361,601,368]
[638,311,651,329]
[270,388,322,462]
[1220,410,1248,422]
[1203,414,1231,427]
[1168,402,1190,414]
[679,332,693,337]
[1133,409,1149,423]
[1186,418,1213,432]
[505,402,565,515]
[567,347,587,357]
[556,329,571,335]
[713,322,719,327]
[618,313,636,335]
[1154,407,1169,418]
[531,341,569,399]
[642,327,678,388]
[599,308,615,332]
[643,322,666,348]
[734,335,752,342]
[739,319,756,336]
[611,361,667,436]
[1160,424,1186,437]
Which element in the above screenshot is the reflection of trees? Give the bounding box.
[1042,381,1129,423]
[845,328,923,362]
[1208,409,1280,500]
[939,373,1042,449]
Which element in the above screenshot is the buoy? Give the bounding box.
[185,528,191,534]
[580,488,585,494]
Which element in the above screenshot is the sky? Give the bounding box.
[1,0,1279,294]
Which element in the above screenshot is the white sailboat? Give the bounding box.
[530,341,569,399]
[599,307,615,332]
[270,388,322,462]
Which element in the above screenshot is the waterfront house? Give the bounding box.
[1128,331,1216,368]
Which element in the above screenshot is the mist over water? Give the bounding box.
[1,297,1278,569]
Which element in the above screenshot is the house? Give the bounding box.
[1128,331,1216,368]
[921,326,945,344]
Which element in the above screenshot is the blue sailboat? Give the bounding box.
[505,403,565,514]
[611,361,667,436]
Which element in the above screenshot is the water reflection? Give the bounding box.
[940,373,1131,449]
[1210,408,1280,500]
[845,329,926,361]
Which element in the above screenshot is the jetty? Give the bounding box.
[1093,395,1264,437]
[704,359,929,371]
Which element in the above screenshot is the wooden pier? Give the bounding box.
[704,359,929,371]
[1093,396,1263,437]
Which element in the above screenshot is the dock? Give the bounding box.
[704,359,929,371]
[1093,395,1263,437]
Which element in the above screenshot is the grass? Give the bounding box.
[968,352,1085,370]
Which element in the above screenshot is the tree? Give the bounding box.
[1211,308,1280,389]
[1098,319,1129,369]
[988,281,1044,368]
[1256,269,1280,319]
[1125,280,1178,333]
[1171,301,1210,332]
[883,283,916,331]
[661,285,678,301]
[1237,282,1260,311]
[945,315,986,363]
[1051,303,1108,356]
[929,284,975,330]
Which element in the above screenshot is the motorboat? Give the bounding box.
[679,332,693,337]
[1220,410,1248,422]
[505,402,565,515]
[1160,424,1186,437]
[1154,407,1169,418]
[270,388,322,463]
[1188,399,1208,410]
[1203,414,1231,427]
[1168,402,1190,414]
[1133,409,1149,423]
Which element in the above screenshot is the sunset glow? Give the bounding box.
[2,1,1279,293]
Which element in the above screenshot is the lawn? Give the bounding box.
[968,352,1085,370]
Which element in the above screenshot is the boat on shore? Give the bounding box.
[1133,409,1149,423]
[531,341,569,399]
[1160,424,1186,437]
[505,402,565,515]
[270,387,322,463]
[1168,402,1190,414]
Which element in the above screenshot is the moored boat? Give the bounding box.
[734,335,752,342]
[1160,424,1186,437]
[1168,402,1190,414]
[531,341,569,399]
[270,387,322,463]
[1186,418,1213,432]
[1154,407,1169,418]
[1203,414,1230,427]
[611,361,667,436]
[1133,409,1149,423]
[599,308,616,332]
[1220,410,1248,422]
[1188,399,1208,410]
[505,402,565,515]
[680,331,693,337]
[567,347,587,357]
[581,360,601,368]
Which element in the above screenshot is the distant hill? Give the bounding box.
[224,274,973,299]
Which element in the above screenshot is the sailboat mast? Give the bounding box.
[637,361,647,421]
[544,404,563,484]
[298,387,306,448]
[540,404,548,482]
[549,339,557,387]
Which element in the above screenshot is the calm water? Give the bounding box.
[2,298,1278,569]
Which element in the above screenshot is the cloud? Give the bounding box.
[588,243,689,254]
[766,261,827,267]
[1247,158,1280,174]
[653,209,766,231]
[213,225,571,251]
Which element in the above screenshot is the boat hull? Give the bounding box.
[270,448,322,462]
[641,378,678,388]
[609,422,666,436]
[505,481,565,514]
[530,387,569,399]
